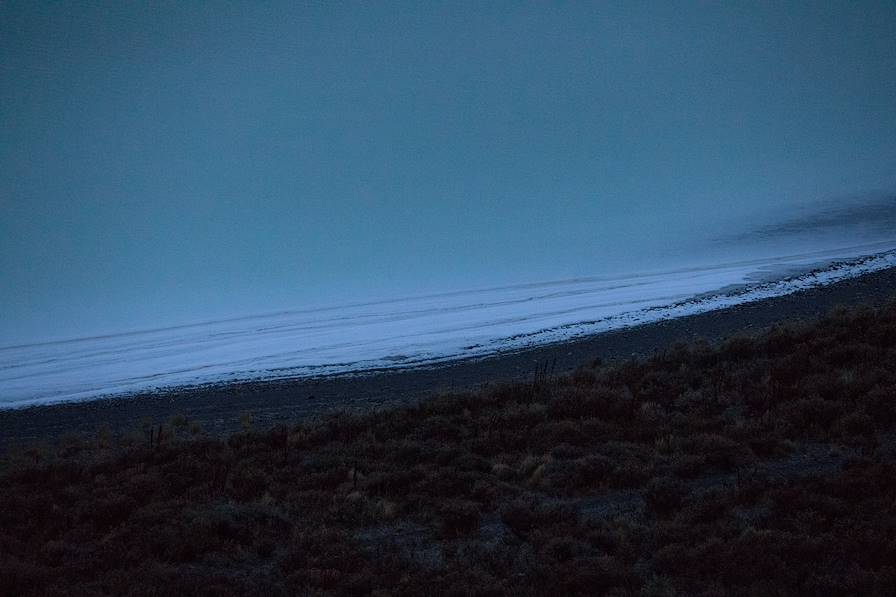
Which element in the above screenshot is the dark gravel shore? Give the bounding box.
[2,267,895,450]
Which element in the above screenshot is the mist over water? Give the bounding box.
[2,3,896,404]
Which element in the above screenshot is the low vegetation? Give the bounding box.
[2,303,896,595]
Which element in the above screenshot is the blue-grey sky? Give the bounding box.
[2,1,896,345]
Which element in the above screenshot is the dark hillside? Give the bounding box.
[2,303,896,596]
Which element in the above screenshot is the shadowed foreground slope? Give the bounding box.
[2,303,896,596]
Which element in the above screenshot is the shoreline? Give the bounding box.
[5,246,895,410]
[2,265,895,450]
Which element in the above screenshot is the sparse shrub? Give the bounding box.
[640,574,679,597]
[539,454,615,492]
[780,397,845,436]
[501,499,575,539]
[227,461,270,501]
[608,457,651,488]
[491,462,515,481]
[542,535,589,562]
[722,336,756,361]
[96,424,112,449]
[681,433,755,472]
[671,453,707,479]
[530,419,587,451]
[835,411,876,438]
[550,443,585,460]
[81,492,138,530]
[644,477,686,518]
[864,385,896,427]
[570,368,597,387]
[438,499,480,537]
[363,467,422,496]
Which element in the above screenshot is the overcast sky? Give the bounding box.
[2,1,896,345]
